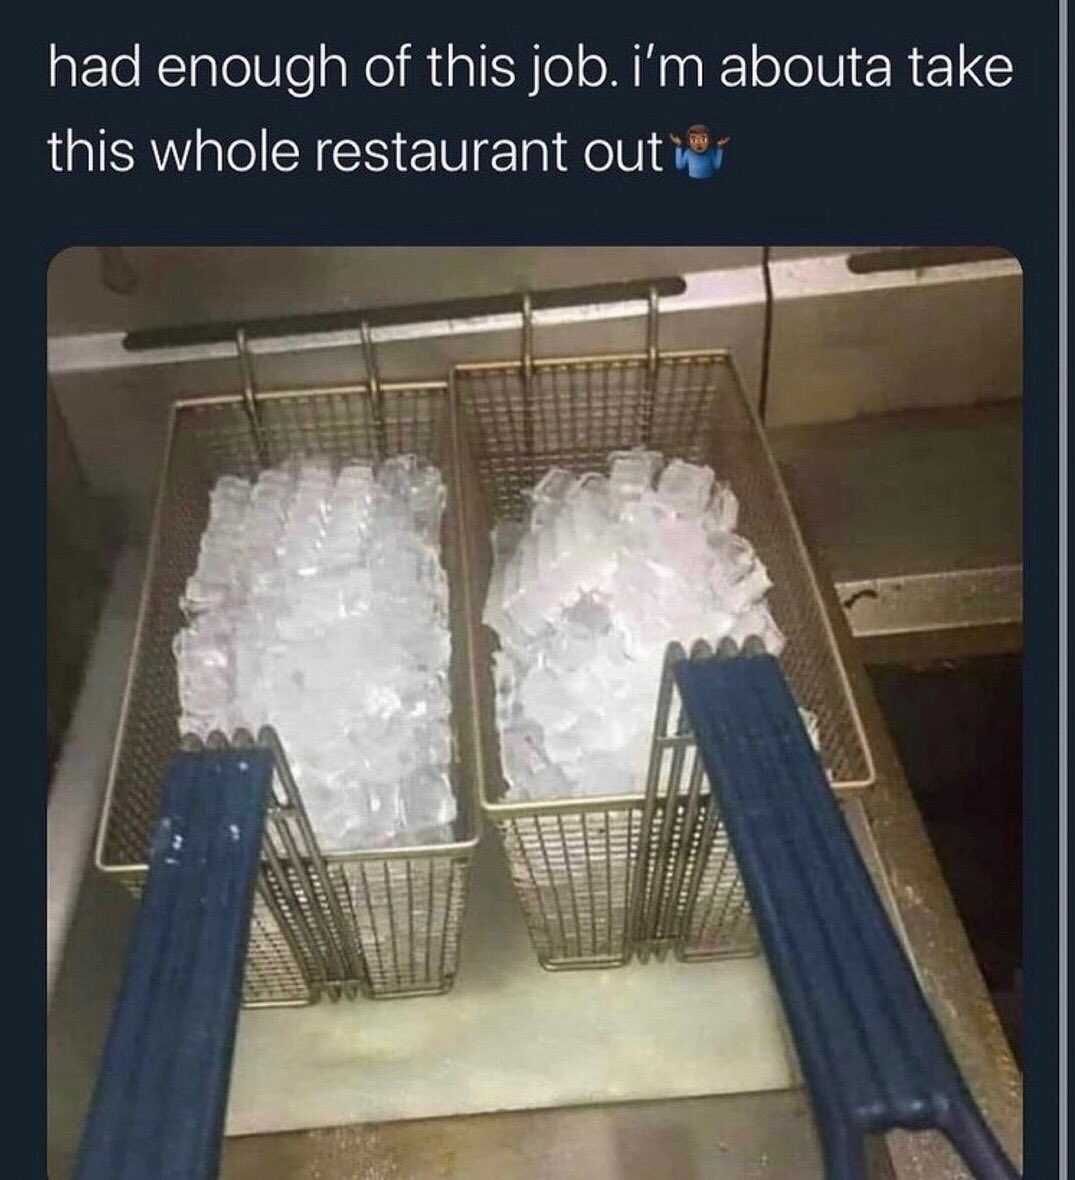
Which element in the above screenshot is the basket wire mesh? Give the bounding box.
[451,333,874,970]
[96,377,480,1007]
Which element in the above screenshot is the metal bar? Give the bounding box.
[235,329,268,466]
[622,809,636,962]
[260,824,333,998]
[254,869,320,1003]
[521,292,535,476]
[269,812,352,995]
[229,728,321,1001]
[509,816,558,959]
[642,284,660,442]
[436,861,457,984]
[675,641,727,953]
[123,277,687,351]
[603,812,615,959]
[381,860,403,990]
[626,644,682,962]
[846,246,1013,275]
[642,684,692,955]
[406,860,416,987]
[661,743,706,946]
[533,816,570,957]
[684,824,732,951]
[329,864,364,1000]
[360,319,389,460]
[355,863,389,991]
[556,814,584,959]
[424,861,436,984]
[455,346,733,376]
[579,812,598,958]
[258,728,366,987]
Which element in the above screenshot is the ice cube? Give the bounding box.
[729,603,786,655]
[707,482,740,533]
[608,448,662,501]
[656,460,715,518]
[177,451,457,848]
[376,453,419,498]
[527,467,576,530]
[483,522,526,637]
[400,768,457,837]
[336,462,375,490]
[500,718,547,786]
[358,780,404,846]
[709,532,757,579]
[519,665,576,734]
[480,449,801,805]
[543,721,584,765]
[715,558,773,614]
[555,492,617,595]
[503,542,559,635]
[408,468,446,546]
[521,761,574,801]
[573,750,634,796]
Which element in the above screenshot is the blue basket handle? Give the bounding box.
[673,647,1019,1180]
[74,744,274,1180]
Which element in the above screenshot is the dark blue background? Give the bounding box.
[23,4,1060,1176]
[31,22,1055,246]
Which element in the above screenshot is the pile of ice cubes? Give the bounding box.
[484,449,815,801]
[174,455,457,852]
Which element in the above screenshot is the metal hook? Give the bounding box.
[521,291,534,380]
[360,320,388,460]
[643,285,660,442]
[235,328,268,466]
[521,293,535,468]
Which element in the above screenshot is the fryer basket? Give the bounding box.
[96,378,480,1006]
[452,342,874,969]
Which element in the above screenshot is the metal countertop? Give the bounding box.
[48,404,1024,1179]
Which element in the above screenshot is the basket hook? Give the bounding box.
[642,284,661,442]
[360,319,389,461]
[235,328,269,466]
[520,292,535,469]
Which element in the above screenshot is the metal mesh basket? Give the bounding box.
[451,346,874,969]
[96,379,480,1007]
